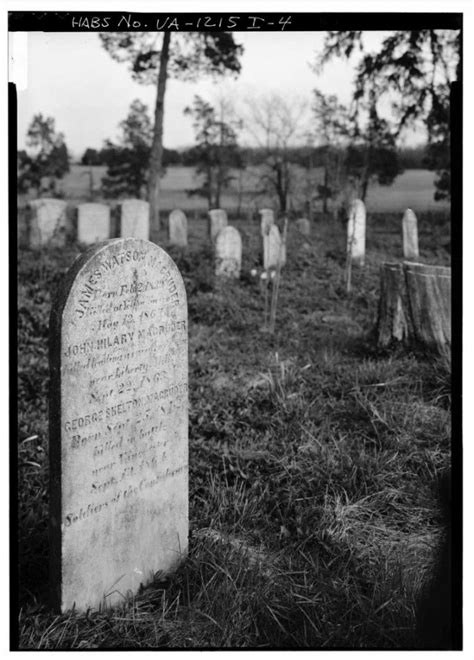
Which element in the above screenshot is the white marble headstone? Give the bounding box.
[347,199,366,266]
[264,224,284,270]
[49,238,188,612]
[78,204,110,244]
[402,208,419,259]
[120,200,149,240]
[28,198,68,248]
[215,226,242,278]
[169,209,188,247]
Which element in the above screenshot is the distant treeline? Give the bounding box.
[80,144,429,170]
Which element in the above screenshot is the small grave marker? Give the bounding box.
[347,199,366,267]
[169,209,188,247]
[49,238,188,612]
[402,208,419,259]
[215,226,242,278]
[28,198,68,248]
[78,203,110,244]
[264,224,284,270]
[120,200,149,240]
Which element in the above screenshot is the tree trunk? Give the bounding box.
[376,261,451,354]
[148,32,171,242]
[376,262,409,346]
[404,262,451,352]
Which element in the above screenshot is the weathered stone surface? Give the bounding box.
[295,217,310,236]
[120,200,149,240]
[402,208,419,259]
[28,198,68,248]
[208,209,228,241]
[263,224,284,270]
[49,238,188,612]
[215,226,242,278]
[169,209,188,247]
[347,199,366,266]
[403,261,451,351]
[259,209,274,236]
[78,203,110,244]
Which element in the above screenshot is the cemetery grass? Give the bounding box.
[17,211,451,649]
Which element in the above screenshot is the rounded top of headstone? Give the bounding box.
[169,209,187,221]
[51,238,187,328]
[215,225,242,245]
[403,208,417,221]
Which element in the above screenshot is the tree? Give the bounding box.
[312,91,349,212]
[311,88,402,214]
[317,29,460,200]
[81,148,103,166]
[18,114,69,193]
[101,99,153,199]
[243,93,310,213]
[99,32,243,238]
[184,95,242,208]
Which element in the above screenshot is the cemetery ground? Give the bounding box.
[17,210,451,649]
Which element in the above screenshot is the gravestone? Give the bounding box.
[120,200,149,240]
[215,226,242,278]
[208,209,228,241]
[28,198,68,248]
[260,208,274,236]
[295,217,310,236]
[169,209,188,247]
[78,203,110,244]
[347,199,366,266]
[402,208,419,259]
[264,224,284,270]
[49,238,188,612]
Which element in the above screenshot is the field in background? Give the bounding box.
[19,166,450,215]
[17,210,452,649]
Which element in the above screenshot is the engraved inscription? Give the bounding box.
[53,238,189,611]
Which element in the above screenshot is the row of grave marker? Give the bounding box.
[47,200,422,612]
[21,197,420,262]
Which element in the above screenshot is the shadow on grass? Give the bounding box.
[19,519,50,610]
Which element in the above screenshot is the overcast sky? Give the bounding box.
[14,30,426,160]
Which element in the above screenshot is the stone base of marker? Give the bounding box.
[376,261,451,354]
[49,238,188,612]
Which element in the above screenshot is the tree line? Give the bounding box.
[18,29,459,222]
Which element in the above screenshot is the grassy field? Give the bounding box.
[21,165,450,215]
[16,210,453,649]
